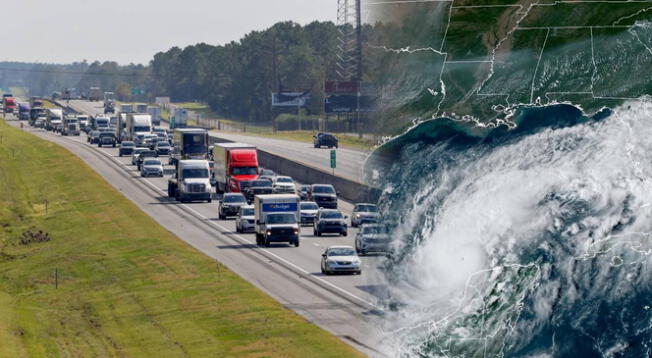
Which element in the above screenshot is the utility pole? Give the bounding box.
[336,0,364,137]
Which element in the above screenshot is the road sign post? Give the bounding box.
[330,149,336,175]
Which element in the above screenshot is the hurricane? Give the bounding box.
[369,102,652,357]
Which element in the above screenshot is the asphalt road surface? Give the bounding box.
[6,115,393,356]
[64,100,369,183]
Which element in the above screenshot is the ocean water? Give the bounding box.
[369,102,652,357]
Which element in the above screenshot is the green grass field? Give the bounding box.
[0,119,365,358]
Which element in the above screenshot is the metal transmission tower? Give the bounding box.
[336,0,362,82]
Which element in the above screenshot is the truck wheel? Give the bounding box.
[112,143,116,148]
[294,240,299,247]
[264,238,271,247]
[207,198,212,203]
[341,231,348,237]
[256,234,262,245]
[98,143,102,147]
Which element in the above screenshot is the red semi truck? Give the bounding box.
[212,143,259,193]
[3,97,17,114]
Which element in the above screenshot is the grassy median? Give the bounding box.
[0,120,365,357]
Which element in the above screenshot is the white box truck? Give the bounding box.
[254,194,300,247]
[147,106,161,126]
[125,113,152,144]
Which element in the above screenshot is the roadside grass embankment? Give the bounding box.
[0,119,365,358]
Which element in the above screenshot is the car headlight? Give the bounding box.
[266,230,272,236]
[293,228,299,235]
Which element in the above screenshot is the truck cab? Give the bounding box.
[3,97,16,114]
[62,117,80,136]
[213,143,259,193]
[254,194,300,247]
[167,160,213,203]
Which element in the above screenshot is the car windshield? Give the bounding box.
[276,177,292,183]
[240,181,253,190]
[300,186,309,192]
[356,205,378,213]
[144,160,160,166]
[231,166,258,175]
[122,142,134,147]
[133,148,147,154]
[260,169,274,175]
[313,185,335,194]
[241,208,254,216]
[157,142,169,147]
[252,180,272,187]
[99,133,113,137]
[321,211,343,219]
[224,195,245,203]
[301,202,319,210]
[91,131,100,136]
[182,168,208,179]
[328,248,355,257]
[267,213,296,225]
[363,226,388,234]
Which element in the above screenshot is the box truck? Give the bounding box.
[254,194,300,247]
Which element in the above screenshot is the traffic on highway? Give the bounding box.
[9,96,391,304]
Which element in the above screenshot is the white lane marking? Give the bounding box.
[93,145,379,310]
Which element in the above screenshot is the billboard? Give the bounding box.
[271,92,311,107]
[324,94,375,113]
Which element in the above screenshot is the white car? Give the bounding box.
[235,205,255,233]
[273,176,296,194]
[299,201,319,225]
[140,158,163,177]
[320,245,361,275]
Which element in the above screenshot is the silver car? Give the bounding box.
[350,203,381,227]
[299,201,319,225]
[355,224,391,256]
[235,205,255,233]
[320,246,361,275]
[140,158,163,177]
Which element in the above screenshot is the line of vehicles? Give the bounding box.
[12,97,389,276]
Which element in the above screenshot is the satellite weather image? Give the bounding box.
[366,0,652,357]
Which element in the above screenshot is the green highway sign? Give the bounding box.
[330,149,336,169]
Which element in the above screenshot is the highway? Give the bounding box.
[64,100,369,183]
[6,113,392,356]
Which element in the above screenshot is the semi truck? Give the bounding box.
[170,128,209,166]
[254,194,301,247]
[167,160,213,203]
[92,116,110,130]
[89,87,101,101]
[212,143,259,193]
[17,103,30,120]
[3,97,16,114]
[125,113,152,143]
[147,106,161,126]
[62,116,80,136]
[46,108,63,131]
